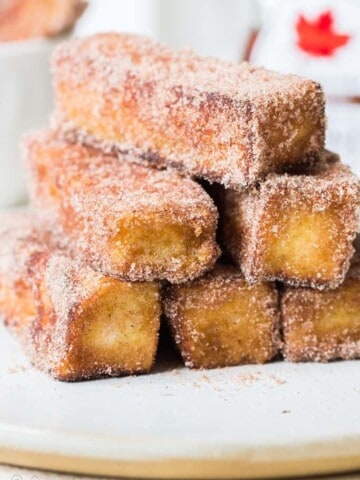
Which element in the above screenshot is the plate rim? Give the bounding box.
[0,423,360,479]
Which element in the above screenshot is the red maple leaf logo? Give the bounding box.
[296,10,350,57]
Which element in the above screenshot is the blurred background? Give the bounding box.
[0,0,359,208]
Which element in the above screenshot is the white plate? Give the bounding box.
[0,325,359,479]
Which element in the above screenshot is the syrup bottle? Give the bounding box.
[248,0,360,177]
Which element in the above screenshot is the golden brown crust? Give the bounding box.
[281,262,360,362]
[52,32,325,190]
[0,212,57,336]
[221,152,360,290]
[0,212,161,381]
[164,265,281,369]
[24,129,220,283]
[0,0,86,42]
[29,254,161,380]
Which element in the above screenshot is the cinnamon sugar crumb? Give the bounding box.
[6,364,28,374]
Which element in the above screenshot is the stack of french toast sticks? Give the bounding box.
[0,33,359,381]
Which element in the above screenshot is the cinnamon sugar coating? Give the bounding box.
[52,32,325,190]
[24,130,219,283]
[0,212,54,336]
[221,152,360,290]
[0,212,161,381]
[0,0,86,42]
[164,265,281,369]
[281,254,360,362]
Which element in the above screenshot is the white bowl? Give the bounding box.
[0,35,67,208]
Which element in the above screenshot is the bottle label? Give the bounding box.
[251,0,360,96]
